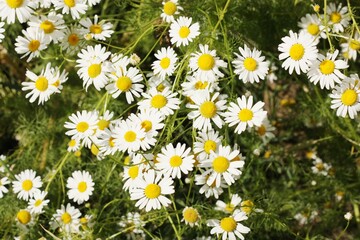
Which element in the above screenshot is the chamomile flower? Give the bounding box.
[22,64,59,104]
[232,44,269,84]
[15,28,50,62]
[0,22,5,42]
[255,117,276,143]
[224,95,267,134]
[326,3,350,34]
[67,170,95,204]
[67,138,81,152]
[147,72,172,91]
[28,12,66,43]
[182,206,200,227]
[194,129,222,163]
[215,194,242,214]
[207,209,250,240]
[52,0,88,20]
[130,169,175,212]
[341,32,360,61]
[189,44,227,81]
[113,119,146,153]
[151,47,178,80]
[298,14,325,40]
[111,53,130,72]
[76,44,112,91]
[122,154,145,191]
[106,66,144,103]
[28,191,49,214]
[187,91,227,131]
[138,87,181,117]
[80,15,114,40]
[51,203,81,234]
[169,16,200,47]
[160,0,182,23]
[195,171,226,199]
[330,75,360,119]
[129,109,165,138]
[0,0,36,24]
[51,66,68,92]
[95,110,114,134]
[307,50,348,90]
[0,176,10,198]
[98,125,118,156]
[118,212,145,238]
[60,25,84,54]
[181,74,219,98]
[278,30,318,75]
[12,169,42,201]
[311,158,332,176]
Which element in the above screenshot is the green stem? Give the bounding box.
[165,207,181,240]
[44,152,70,192]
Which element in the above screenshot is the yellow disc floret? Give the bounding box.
[144,183,161,199]
[220,217,237,232]
[200,101,217,118]
[238,109,253,122]
[341,89,357,106]
[198,54,215,71]
[17,210,31,225]
[35,76,49,92]
[289,43,305,61]
[212,156,229,173]
[319,60,335,75]
[151,95,167,109]
[243,57,257,71]
[116,76,132,91]
[163,1,177,15]
[170,155,183,167]
[40,20,55,34]
[88,64,102,78]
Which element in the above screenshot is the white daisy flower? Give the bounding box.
[95,110,114,134]
[224,95,267,134]
[128,109,165,138]
[330,75,360,119]
[28,12,66,43]
[199,145,244,187]
[194,129,222,163]
[169,16,200,47]
[122,154,145,191]
[51,66,68,92]
[98,125,118,156]
[147,72,172,92]
[341,32,360,61]
[0,22,5,42]
[60,25,84,54]
[138,87,181,117]
[278,30,318,75]
[0,0,36,24]
[80,15,114,40]
[0,176,10,198]
[51,203,81,234]
[207,209,250,240]
[156,142,195,179]
[195,171,226,199]
[12,169,42,201]
[130,169,174,212]
[187,91,227,131]
[76,44,112,91]
[151,46,178,80]
[111,53,131,72]
[67,138,81,152]
[28,191,49,214]
[182,206,201,227]
[52,0,88,20]
[311,157,332,176]
[66,170,95,204]
[215,194,242,214]
[326,3,350,34]
[232,44,269,84]
[181,74,219,98]
[307,49,348,90]
[15,28,50,62]
[160,0,182,23]
[255,117,276,143]
[189,44,227,81]
[130,53,141,65]
[22,63,59,105]
[298,13,325,40]
[113,119,146,153]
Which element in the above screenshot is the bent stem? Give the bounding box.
[165,206,181,240]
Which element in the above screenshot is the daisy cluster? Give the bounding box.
[278,3,360,119]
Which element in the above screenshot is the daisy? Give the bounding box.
[224,95,267,134]
[128,109,165,138]
[0,22,5,42]
[138,87,181,117]
[189,44,227,81]
[60,25,84,54]
[232,44,269,84]
[51,203,81,234]
[106,66,144,104]
[64,110,98,148]
[98,125,118,156]
[182,206,200,227]
[76,44,112,91]
[278,30,318,75]
[111,53,130,73]
[147,72,172,92]
[330,75,360,119]
[311,157,332,176]
[298,13,325,40]
[0,176,10,198]
[130,53,141,65]
[22,63,59,105]
[67,138,81,152]
[95,110,114,133]
[51,66,68,92]
[169,16,200,47]
[80,15,114,40]
[199,145,245,187]
[113,119,146,153]
[207,209,250,240]
[307,49,348,90]
[129,169,175,212]
[122,154,145,191]
[181,74,219,98]
[341,33,360,61]
[52,0,88,20]
[156,142,195,179]
[195,171,226,199]
[151,46,178,80]
[160,0,182,23]
[67,170,95,204]
[215,194,242,214]
[326,3,350,34]
[0,0,36,24]
[28,191,50,214]
[194,129,222,163]
[15,28,50,62]
[118,212,146,238]
[187,91,227,131]
[12,169,42,201]
[255,117,275,143]
[240,200,255,215]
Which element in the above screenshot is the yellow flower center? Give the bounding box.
[97,119,110,130]
[109,137,115,148]
[341,89,357,106]
[77,181,87,193]
[124,155,131,165]
[88,63,102,79]
[80,217,88,224]
[200,101,217,118]
[243,57,257,71]
[22,179,33,191]
[160,57,171,69]
[124,130,136,142]
[316,162,324,171]
[6,0,23,8]
[91,144,99,156]
[144,183,161,199]
[141,120,152,132]
[307,23,319,36]
[68,33,79,46]
[238,108,253,122]
[74,150,81,157]
[34,199,42,207]
[28,40,40,52]
[170,155,183,167]
[257,125,266,136]
[64,0,75,7]
[156,83,165,92]
[116,76,132,91]
[319,60,335,75]
[350,40,360,51]
[198,54,215,71]
[128,166,139,179]
[225,203,235,213]
[289,43,305,61]
[204,140,216,154]
[76,122,89,133]
[52,80,60,87]
[17,210,31,225]
[179,26,190,38]
[241,200,254,214]
[220,217,237,232]
[40,20,55,34]
[61,212,72,224]
[331,12,341,23]
[195,81,208,89]
[212,156,229,173]
[90,24,103,34]
[35,76,49,92]
[163,1,177,15]
[183,208,199,223]
[151,94,167,108]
